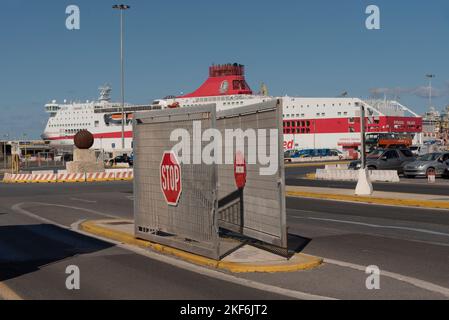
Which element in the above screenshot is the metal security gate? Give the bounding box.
[216,99,287,249]
[133,100,287,260]
[133,105,222,259]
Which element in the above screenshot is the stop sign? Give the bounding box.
[234,151,246,189]
[160,151,182,206]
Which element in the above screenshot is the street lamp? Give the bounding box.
[426,74,435,109]
[112,4,130,150]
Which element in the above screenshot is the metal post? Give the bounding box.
[426,74,435,110]
[113,4,130,150]
[355,101,373,196]
[3,134,8,169]
[360,104,366,168]
[120,9,125,150]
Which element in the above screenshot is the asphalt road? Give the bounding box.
[1,181,449,299]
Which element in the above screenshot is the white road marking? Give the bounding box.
[70,198,97,204]
[291,215,449,238]
[324,258,449,298]
[12,202,120,221]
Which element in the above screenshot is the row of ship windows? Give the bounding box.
[194,96,251,103]
[49,123,91,127]
[181,101,246,108]
[284,112,348,118]
[65,129,87,134]
[285,103,352,108]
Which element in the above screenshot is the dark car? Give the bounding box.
[106,155,133,166]
[349,149,415,173]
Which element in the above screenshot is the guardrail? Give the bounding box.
[2,169,133,184]
[316,169,400,183]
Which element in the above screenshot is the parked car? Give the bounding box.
[403,152,449,178]
[54,153,73,162]
[349,149,415,173]
[106,155,133,167]
[284,150,299,162]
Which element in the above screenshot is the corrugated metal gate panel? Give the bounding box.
[134,105,219,258]
[216,100,287,248]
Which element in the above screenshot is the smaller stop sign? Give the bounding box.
[160,151,182,206]
[234,151,247,189]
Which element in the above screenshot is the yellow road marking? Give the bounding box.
[286,190,449,210]
[0,282,23,300]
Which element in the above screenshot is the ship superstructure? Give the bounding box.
[42,85,154,152]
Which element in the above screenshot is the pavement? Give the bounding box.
[1,181,449,300]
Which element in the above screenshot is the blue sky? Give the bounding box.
[1,0,449,138]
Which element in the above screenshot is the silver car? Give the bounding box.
[403,152,449,178]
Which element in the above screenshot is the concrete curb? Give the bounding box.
[79,220,323,273]
[286,190,449,210]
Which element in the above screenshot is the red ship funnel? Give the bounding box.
[180,63,253,98]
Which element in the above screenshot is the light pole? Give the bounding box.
[426,74,435,110]
[355,102,373,196]
[3,134,9,169]
[23,133,27,168]
[113,4,130,150]
[359,104,367,169]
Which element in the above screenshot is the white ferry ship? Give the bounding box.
[42,64,423,154]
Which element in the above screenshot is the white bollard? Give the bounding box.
[355,168,374,195]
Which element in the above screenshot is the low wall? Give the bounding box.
[2,169,133,183]
[316,169,400,183]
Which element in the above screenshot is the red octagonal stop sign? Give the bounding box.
[160,151,182,206]
[234,151,246,189]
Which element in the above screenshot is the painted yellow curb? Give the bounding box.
[2,178,134,184]
[0,282,23,300]
[80,220,323,273]
[286,190,449,210]
[305,173,316,180]
[285,161,350,168]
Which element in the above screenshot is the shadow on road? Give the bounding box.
[0,224,114,281]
